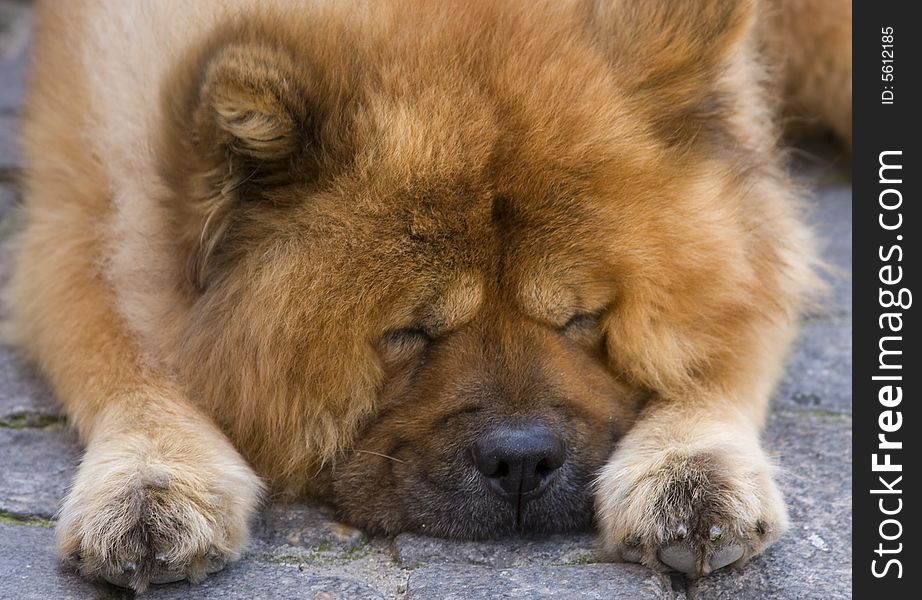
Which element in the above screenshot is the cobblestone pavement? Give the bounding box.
[0,3,851,598]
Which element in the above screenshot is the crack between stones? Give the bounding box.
[770,409,851,422]
[683,576,700,599]
[0,510,55,528]
[0,411,68,429]
[666,573,690,599]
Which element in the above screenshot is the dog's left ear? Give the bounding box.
[591,0,756,139]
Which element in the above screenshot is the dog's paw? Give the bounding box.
[57,429,263,591]
[595,447,788,577]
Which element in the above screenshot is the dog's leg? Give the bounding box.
[8,181,263,591]
[595,316,795,577]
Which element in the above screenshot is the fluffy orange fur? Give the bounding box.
[8,0,849,591]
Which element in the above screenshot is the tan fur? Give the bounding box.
[8,0,849,590]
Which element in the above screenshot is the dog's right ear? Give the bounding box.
[161,38,321,291]
[193,42,313,180]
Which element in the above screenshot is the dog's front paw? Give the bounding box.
[57,428,264,591]
[595,446,788,577]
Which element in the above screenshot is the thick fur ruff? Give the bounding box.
[9,0,849,591]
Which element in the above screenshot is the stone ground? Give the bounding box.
[0,2,851,599]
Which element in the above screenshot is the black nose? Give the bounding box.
[471,423,566,500]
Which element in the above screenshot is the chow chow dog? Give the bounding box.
[8,0,850,591]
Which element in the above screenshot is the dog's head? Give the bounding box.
[159,0,783,537]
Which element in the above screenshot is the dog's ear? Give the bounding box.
[161,39,323,291]
[193,42,313,180]
[591,0,756,141]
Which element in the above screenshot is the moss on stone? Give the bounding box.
[0,510,55,528]
[0,412,67,429]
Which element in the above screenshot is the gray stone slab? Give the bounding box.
[809,185,851,274]
[0,427,79,518]
[693,413,851,600]
[0,201,61,425]
[248,503,410,598]
[0,523,129,600]
[0,31,27,116]
[0,186,20,293]
[807,185,852,317]
[0,2,31,172]
[0,182,15,216]
[0,114,19,171]
[0,343,62,426]
[394,532,597,569]
[144,560,387,600]
[253,502,368,557]
[788,143,852,319]
[405,564,678,600]
[1,521,389,599]
[773,318,851,414]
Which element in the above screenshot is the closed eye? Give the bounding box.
[378,327,433,355]
[560,311,604,332]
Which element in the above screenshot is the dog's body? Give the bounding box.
[9,0,850,591]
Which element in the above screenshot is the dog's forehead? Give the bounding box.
[350,92,629,236]
[340,92,628,294]
[336,7,647,199]
[285,4,656,318]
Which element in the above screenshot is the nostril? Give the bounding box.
[475,455,511,479]
[541,438,567,473]
[471,422,566,499]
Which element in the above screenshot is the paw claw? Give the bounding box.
[658,542,698,574]
[709,544,743,571]
[204,548,227,574]
[101,572,132,589]
[674,523,688,540]
[148,570,186,585]
[708,524,722,541]
[621,546,642,563]
[63,551,82,569]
